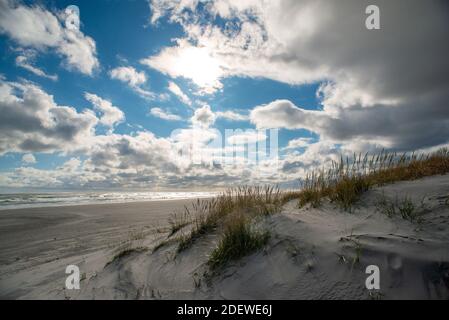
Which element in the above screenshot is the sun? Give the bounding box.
[174,45,223,92]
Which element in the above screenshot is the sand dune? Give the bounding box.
[1,175,448,299]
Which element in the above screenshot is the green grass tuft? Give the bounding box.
[208,215,270,270]
[376,194,424,222]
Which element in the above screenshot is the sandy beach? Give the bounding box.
[1,175,448,300]
[0,199,200,299]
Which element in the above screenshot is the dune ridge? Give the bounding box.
[71,174,448,300]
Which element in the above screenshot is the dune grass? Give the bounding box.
[296,148,449,211]
[208,214,270,270]
[175,186,283,254]
[168,210,191,236]
[163,148,449,271]
[375,193,426,223]
[159,186,286,271]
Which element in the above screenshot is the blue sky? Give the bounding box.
[0,0,448,190]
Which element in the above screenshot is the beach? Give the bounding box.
[1,174,448,299]
[0,199,200,299]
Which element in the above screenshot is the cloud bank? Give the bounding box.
[2,0,449,189]
[146,0,449,153]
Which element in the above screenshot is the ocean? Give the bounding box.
[0,191,219,210]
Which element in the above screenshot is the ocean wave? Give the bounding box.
[0,191,218,210]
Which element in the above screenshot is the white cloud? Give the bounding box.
[149,107,182,121]
[109,66,155,99]
[0,0,99,75]
[4,157,85,188]
[84,93,125,129]
[281,140,340,176]
[15,50,58,81]
[251,99,449,152]
[191,104,216,128]
[0,76,257,189]
[167,81,191,105]
[0,77,279,189]
[109,66,146,87]
[149,0,199,24]
[57,27,99,75]
[0,78,98,155]
[216,110,248,121]
[133,86,156,100]
[284,137,314,150]
[250,100,324,131]
[21,153,36,164]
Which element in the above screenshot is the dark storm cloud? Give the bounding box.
[247,0,449,151]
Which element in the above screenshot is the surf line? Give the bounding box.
[177,304,211,318]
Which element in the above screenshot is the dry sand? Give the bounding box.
[1,175,449,299]
[0,199,198,299]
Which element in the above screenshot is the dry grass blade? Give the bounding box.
[171,185,283,253]
[296,148,449,211]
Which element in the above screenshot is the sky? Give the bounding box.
[0,0,448,191]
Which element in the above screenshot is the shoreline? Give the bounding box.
[0,194,218,211]
[0,197,214,212]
